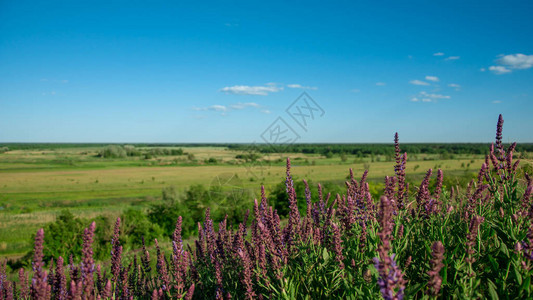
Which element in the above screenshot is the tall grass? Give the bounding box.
[1,114,532,299]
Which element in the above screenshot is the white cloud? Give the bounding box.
[433,52,445,56]
[496,54,533,70]
[193,102,265,115]
[420,91,450,99]
[229,102,260,109]
[410,96,439,103]
[287,84,318,90]
[448,83,461,91]
[486,53,533,75]
[480,68,486,72]
[376,82,386,86]
[425,76,439,82]
[209,105,228,112]
[492,100,502,104]
[489,66,511,75]
[261,109,271,114]
[446,56,460,60]
[220,83,283,95]
[409,79,430,86]
[351,89,360,93]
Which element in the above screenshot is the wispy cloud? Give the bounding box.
[193,102,265,115]
[210,105,228,112]
[287,84,318,90]
[410,97,433,103]
[220,83,283,95]
[492,100,502,104]
[425,76,439,82]
[193,105,228,112]
[420,91,450,99]
[489,65,511,74]
[411,89,452,103]
[229,102,260,109]
[376,82,386,86]
[433,52,445,56]
[445,56,460,60]
[409,79,430,86]
[448,83,461,91]
[351,88,360,93]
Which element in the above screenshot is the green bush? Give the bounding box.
[99,145,127,158]
[120,209,162,248]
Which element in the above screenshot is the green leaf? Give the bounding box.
[520,274,531,293]
[322,248,330,261]
[514,265,523,285]
[487,279,499,300]
[499,241,509,258]
[442,266,448,285]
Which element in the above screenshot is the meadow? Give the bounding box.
[0,143,511,258]
[0,117,533,299]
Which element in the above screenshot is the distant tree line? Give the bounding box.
[228,143,533,156]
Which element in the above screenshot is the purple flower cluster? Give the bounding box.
[427,241,445,296]
[465,215,484,265]
[394,133,408,210]
[375,196,405,300]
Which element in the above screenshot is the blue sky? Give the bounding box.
[1,0,532,143]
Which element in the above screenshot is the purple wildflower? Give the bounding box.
[331,223,345,269]
[434,169,443,201]
[521,222,533,262]
[31,228,51,299]
[19,268,29,299]
[238,248,256,300]
[427,241,445,296]
[54,256,67,300]
[466,215,484,264]
[81,222,96,298]
[416,169,433,217]
[184,283,195,300]
[495,114,504,160]
[155,239,170,291]
[394,133,407,209]
[375,196,405,300]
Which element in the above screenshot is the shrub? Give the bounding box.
[99,145,127,158]
[21,210,112,265]
[120,209,162,248]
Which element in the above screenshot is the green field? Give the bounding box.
[1,144,531,258]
